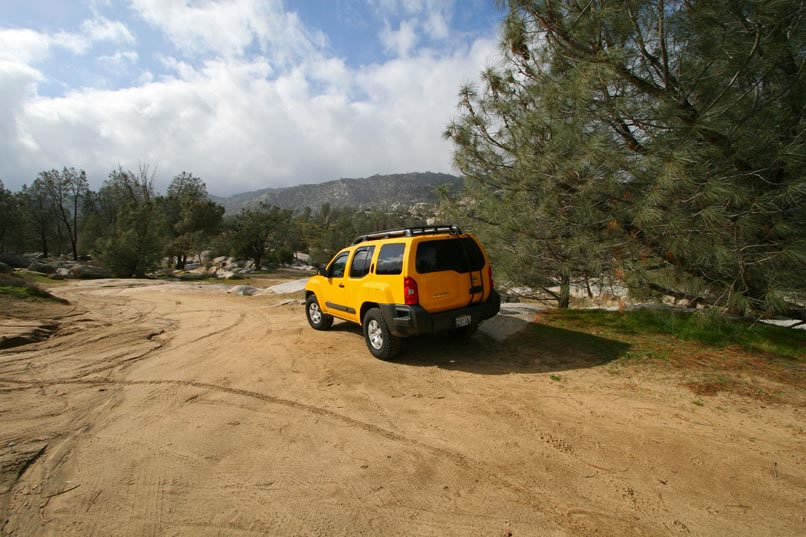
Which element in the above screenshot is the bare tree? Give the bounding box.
[40,167,89,260]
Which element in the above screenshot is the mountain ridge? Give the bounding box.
[209,172,462,213]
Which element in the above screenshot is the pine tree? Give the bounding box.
[163,172,223,269]
[229,203,292,269]
[95,165,166,277]
[0,180,12,253]
[446,0,805,318]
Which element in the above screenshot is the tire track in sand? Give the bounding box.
[0,376,559,523]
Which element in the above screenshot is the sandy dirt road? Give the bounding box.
[1,279,803,536]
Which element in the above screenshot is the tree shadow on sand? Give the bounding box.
[331,315,631,375]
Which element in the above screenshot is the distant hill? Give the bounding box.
[210,172,462,213]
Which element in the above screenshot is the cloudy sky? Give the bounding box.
[0,0,504,196]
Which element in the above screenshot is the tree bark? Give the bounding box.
[39,230,48,258]
[558,271,571,309]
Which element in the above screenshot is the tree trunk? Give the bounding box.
[72,197,79,261]
[584,274,594,298]
[39,230,48,258]
[558,271,571,309]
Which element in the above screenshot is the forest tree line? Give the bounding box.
[0,167,419,277]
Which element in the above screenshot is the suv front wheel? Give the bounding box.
[306,295,333,330]
[362,308,401,360]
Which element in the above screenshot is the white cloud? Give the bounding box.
[80,16,136,45]
[98,50,139,65]
[0,29,54,63]
[0,16,135,64]
[130,0,325,65]
[380,19,418,58]
[3,36,497,194]
[424,10,450,39]
[372,0,455,30]
[374,0,454,57]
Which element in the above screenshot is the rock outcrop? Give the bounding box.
[0,253,32,269]
[69,264,112,279]
[0,319,60,349]
[227,285,259,296]
[28,261,56,274]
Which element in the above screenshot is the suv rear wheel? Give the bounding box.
[362,308,401,360]
[306,295,333,330]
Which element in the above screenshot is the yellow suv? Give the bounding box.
[304,225,500,359]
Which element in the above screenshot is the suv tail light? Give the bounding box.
[404,277,419,305]
[488,265,494,289]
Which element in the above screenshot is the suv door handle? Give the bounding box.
[338,283,345,288]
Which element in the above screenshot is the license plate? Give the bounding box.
[456,314,471,327]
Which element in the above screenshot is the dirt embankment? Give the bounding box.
[0,279,803,536]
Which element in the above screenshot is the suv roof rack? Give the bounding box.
[352,225,463,245]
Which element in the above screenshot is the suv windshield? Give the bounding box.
[415,238,484,274]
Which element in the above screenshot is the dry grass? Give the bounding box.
[530,309,805,403]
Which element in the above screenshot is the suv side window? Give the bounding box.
[376,243,405,275]
[349,246,375,278]
[329,252,349,278]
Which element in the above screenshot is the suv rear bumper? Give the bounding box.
[378,290,501,337]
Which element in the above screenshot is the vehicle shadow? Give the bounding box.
[332,316,631,375]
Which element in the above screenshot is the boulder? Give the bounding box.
[0,261,10,274]
[56,267,72,277]
[69,264,112,279]
[28,261,56,274]
[49,273,65,280]
[212,256,227,266]
[216,270,238,280]
[0,253,32,269]
[228,285,259,296]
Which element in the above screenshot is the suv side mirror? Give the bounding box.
[317,265,328,277]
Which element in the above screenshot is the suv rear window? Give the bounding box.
[376,243,405,275]
[415,238,485,274]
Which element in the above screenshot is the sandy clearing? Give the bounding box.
[0,280,803,536]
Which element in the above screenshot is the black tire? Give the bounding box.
[362,308,401,360]
[306,294,333,330]
[450,323,479,339]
